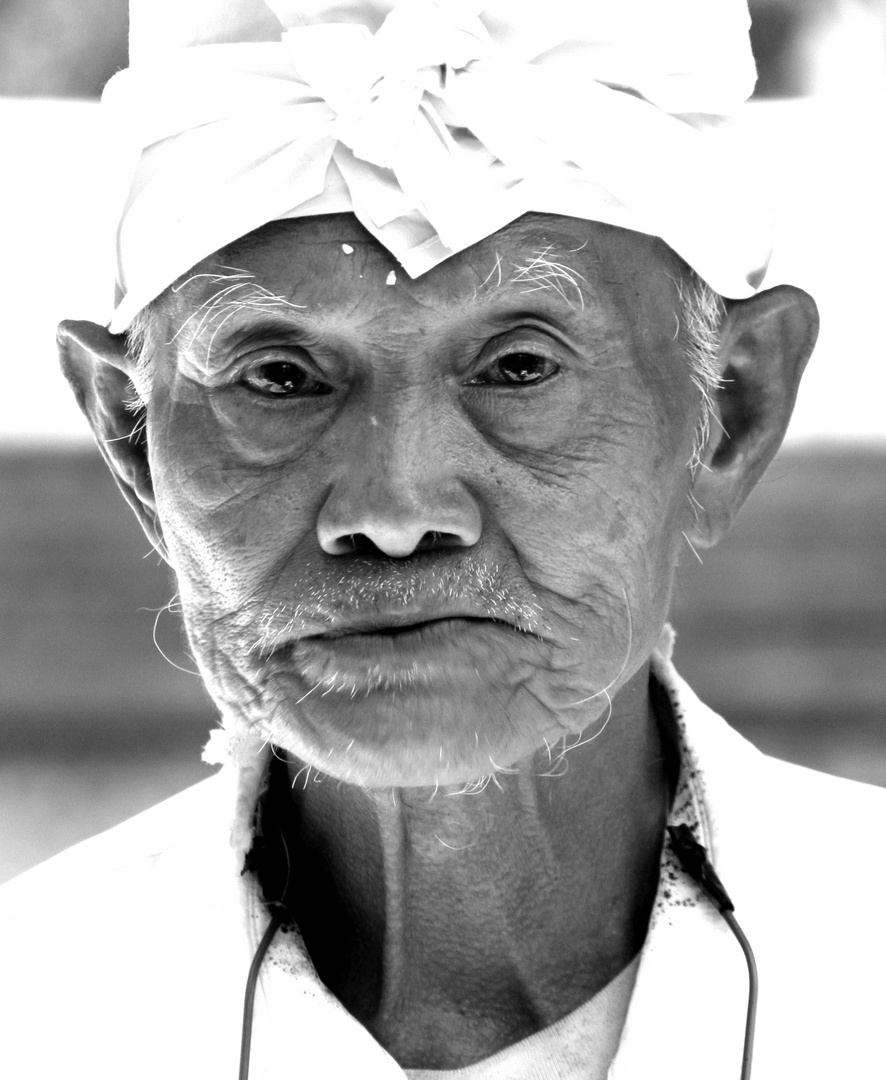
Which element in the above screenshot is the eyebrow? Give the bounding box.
[172,238,608,363]
[168,273,307,355]
[476,245,590,311]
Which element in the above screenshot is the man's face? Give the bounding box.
[142,213,701,787]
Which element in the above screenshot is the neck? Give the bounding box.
[268,664,673,1069]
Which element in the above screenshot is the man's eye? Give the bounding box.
[239,360,330,398]
[473,353,559,386]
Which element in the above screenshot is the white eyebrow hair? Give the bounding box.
[508,245,588,309]
[471,245,589,309]
[472,251,504,297]
[167,266,307,371]
[133,240,592,395]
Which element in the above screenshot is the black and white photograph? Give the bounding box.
[1,1,885,1077]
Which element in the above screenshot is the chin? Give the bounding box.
[254,679,564,790]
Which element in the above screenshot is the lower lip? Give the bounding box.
[279,617,522,689]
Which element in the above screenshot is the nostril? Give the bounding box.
[347,533,380,556]
[414,530,461,552]
[323,533,375,556]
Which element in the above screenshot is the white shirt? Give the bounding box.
[1,639,885,1078]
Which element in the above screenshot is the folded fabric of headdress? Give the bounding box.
[104,0,770,332]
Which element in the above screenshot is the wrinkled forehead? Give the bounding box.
[164,212,683,328]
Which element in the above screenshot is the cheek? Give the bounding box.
[147,393,322,612]
[483,407,692,688]
[499,433,690,595]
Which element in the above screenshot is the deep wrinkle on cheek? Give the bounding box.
[147,393,279,555]
[505,424,689,611]
[159,469,294,616]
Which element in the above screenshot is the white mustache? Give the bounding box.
[232,558,546,656]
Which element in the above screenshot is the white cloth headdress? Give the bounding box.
[105,0,769,332]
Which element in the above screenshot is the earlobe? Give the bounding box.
[57,319,166,559]
[686,284,819,548]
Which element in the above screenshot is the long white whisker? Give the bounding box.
[681,530,704,565]
[150,599,200,676]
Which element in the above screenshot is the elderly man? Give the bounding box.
[2,1,884,1078]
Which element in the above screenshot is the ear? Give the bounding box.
[57,319,166,560]
[687,285,819,548]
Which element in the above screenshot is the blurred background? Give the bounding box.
[1,0,885,884]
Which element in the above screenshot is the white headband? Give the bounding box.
[104,0,769,332]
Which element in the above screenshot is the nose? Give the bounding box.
[316,411,483,558]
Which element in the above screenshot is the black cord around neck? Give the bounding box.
[238,907,286,1080]
[237,766,758,1079]
[668,824,759,1080]
[239,759,295,1080]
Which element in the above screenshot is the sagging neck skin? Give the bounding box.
[260,665,675,1070]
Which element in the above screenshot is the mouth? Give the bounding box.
[267,615,535,694]
[309,614,505,641]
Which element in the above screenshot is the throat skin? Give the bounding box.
[277,664,672,1070]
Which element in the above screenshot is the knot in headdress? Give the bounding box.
[281,0,492,167]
